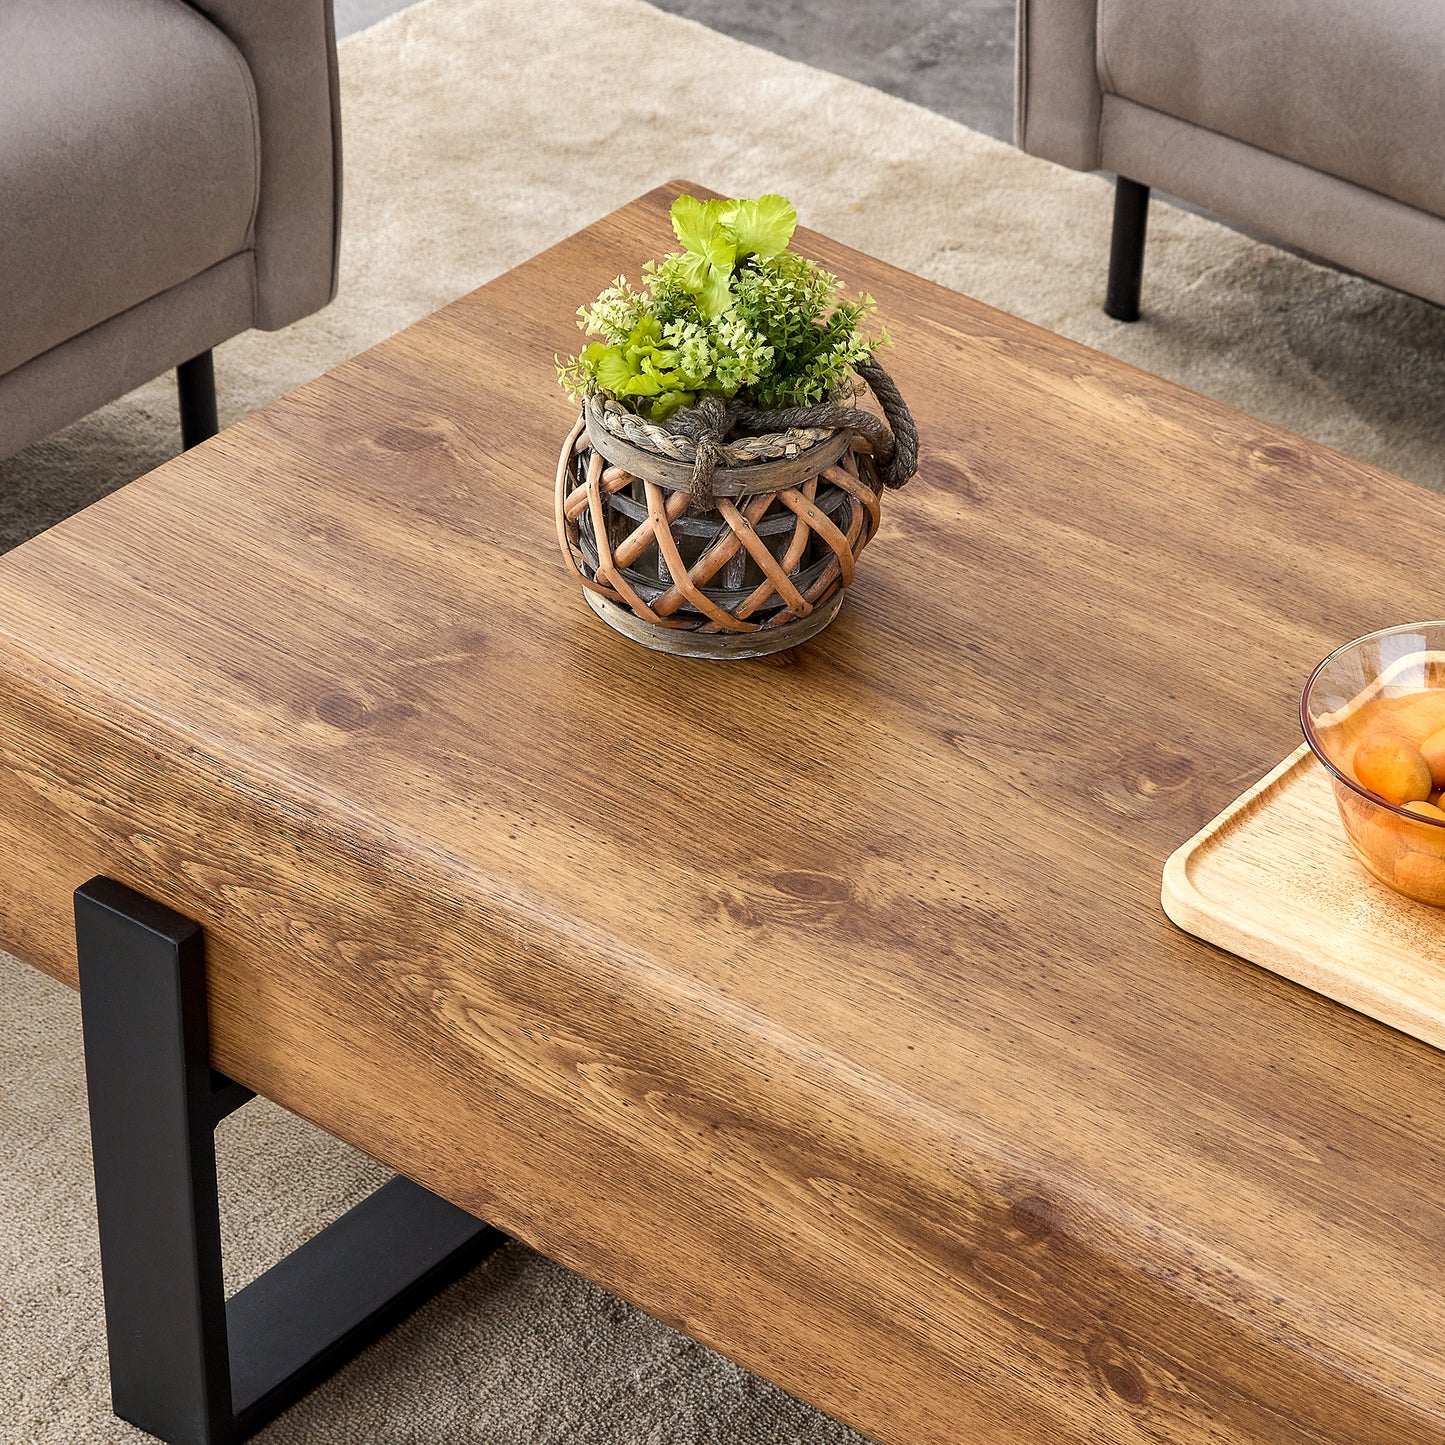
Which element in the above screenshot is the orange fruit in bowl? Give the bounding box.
[1399,804,1445,864]
[1395,849,1445,905]
[1349,813,1407,876]
[1420,727,1445,787]
[1353,735,1433,805]
[1379,691,1445,746]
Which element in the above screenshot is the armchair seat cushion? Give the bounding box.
[0,0,260,376]
[1097,0,1445,220]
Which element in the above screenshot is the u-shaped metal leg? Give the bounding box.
[75,876,506,1445]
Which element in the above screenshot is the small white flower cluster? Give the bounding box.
[576,277,649,343]
[661,316,774,394]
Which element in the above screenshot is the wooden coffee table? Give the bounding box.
[2,184,1444,1445]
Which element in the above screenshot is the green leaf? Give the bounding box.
[670,194,713,250]
[723,194,797,259]
[670,195,737,268]
[671,251,713,295]
[669,252,736,319]
[648,391,694,420]
[696,264,735,319]
[588,344,635,395]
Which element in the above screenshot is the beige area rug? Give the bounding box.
[1,0,1443,1440]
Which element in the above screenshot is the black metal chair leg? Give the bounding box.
[75,877,507,1445]
[177,350,219,450]
[1105,178,1150,322]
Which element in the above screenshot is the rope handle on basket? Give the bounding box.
[663,355,919,507]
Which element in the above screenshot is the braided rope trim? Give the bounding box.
[587,354,917,510]
[593,397,833,464]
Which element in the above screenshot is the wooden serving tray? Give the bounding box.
[1163,742,1445,1052]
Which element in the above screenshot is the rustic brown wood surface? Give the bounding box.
[1165,741,1445,1053]
[1,184,1445,1444]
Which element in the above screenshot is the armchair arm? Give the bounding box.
[1015,0,1103,172]
[186,0,341,330]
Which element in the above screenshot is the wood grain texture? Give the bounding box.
[1165,742,1445,1052]
[3,184,1445,1443]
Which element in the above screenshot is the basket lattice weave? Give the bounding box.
[556,419,881,635]
[553,358,918,647]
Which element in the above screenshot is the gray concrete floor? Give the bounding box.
[335,0,415,38]
[645,0,1015,140]
[335,0,1017,142]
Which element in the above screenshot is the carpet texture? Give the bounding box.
[1,0,1442,1439]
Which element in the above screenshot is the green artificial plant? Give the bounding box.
[557,193,888,422]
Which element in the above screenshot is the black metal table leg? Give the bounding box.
[75,877,507,1445]
[176,351,219,450]
[1105,177,1150,322]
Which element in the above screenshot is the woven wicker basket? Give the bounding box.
[554,364,916,659]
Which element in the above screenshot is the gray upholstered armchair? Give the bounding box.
[1015,0,1445,320]
[0,0,340,460]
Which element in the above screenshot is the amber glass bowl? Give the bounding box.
[1302,623,1445,906]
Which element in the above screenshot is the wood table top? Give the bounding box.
[1,184,1443,1444]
